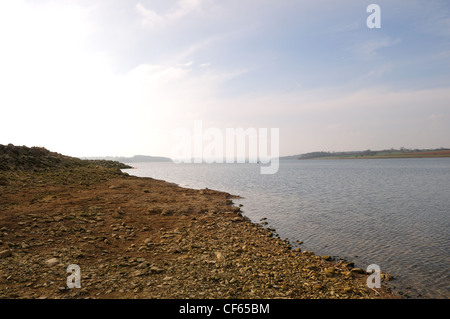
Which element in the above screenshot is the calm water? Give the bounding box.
[123,158,450,299]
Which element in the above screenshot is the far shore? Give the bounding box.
[297,150,450,160]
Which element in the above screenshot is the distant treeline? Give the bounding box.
[298,148,450,159]
[299,150,377,159]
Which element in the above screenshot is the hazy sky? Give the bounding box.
[1,0,449,157]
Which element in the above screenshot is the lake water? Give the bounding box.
[123,158,450,299]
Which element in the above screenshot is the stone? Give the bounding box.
[161,209,173,216]
[215,251,225,263]
[112,211,124,219]
[313,284,323,290]
[132,270,144,277]
[0,250,12,259]
[344,261,355,269]
[169,245,182,254]
[350,268,365,274]
[138,262,149,269]
[150,266,164,274]
[343,287,353,293]
[272,285,281,289]
[324,267,335,277]
[45,258,59,266]
[381,273,394,281]
[341,271,353,277]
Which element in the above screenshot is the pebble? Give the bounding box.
[45,258,59,267]
[0,250,12,259]
[150,266,164,274]
[350,268,365,274]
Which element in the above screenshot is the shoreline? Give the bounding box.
[123,170,401,295]
[0,169,399,299]
[297,155,450,160]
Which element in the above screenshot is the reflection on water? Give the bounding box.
[124,158,450,299]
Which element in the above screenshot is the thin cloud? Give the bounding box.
[136,0,205,27]
[135,2,164,27]
[353,37,402,59]
[358,64,393,81]
[168,0,204,20]
[177,61,194,67]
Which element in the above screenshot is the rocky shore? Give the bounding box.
[0,144,398,299]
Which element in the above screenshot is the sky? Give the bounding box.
[0,0,449,158]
